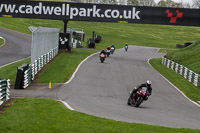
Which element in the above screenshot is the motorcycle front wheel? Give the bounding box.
[135,97,143,107]
[100,58,104,63]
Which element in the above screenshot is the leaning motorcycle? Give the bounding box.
[111,47,115,54]
[106,49,111,57]
[125,45,128,52]
[127,87,149,107]
[99,53,106,63]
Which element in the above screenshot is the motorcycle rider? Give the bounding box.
[106,46,111,51]
[100,49,106,55]
[125,43,128,51]
[111,44,115,50]
[130,80,152,100]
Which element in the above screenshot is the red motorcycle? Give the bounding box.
[127,87,149,107]
[99,53,106,63]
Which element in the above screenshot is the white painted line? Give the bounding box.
[60,52,98,111]
[59,100,75,111]
[0,36,6,48]
[0,56,31,69]
[156,48,160,53]
[64,53,98,84]
[148,58,200,108]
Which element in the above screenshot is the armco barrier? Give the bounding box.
[0,79,10,106]
[162,58,200,87]
[31,46,58,81]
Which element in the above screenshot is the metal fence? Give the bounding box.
[0,79,10,106]
[29,26,60,65]
[17,26,60,88]
[162,58,200,87]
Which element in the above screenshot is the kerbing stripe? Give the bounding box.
[0,36,6,48]
[59,100,75,111]
[65,53,98,84]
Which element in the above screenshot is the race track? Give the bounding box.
[0,28,31,67]
[6,29,200,129]
[57,46,200,129]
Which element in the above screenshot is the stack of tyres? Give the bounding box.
[14,63,29,89]
[88,38,95,48]
[95,36,102,43]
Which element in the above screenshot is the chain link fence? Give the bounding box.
[30,26,60,83]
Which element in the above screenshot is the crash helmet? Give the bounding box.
[146,80,152,87]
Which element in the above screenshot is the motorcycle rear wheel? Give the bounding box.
[127,98,131,105]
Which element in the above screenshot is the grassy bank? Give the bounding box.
[1,17,200,49]
[149,58,200,102]
[39,49,96,83]
[0,49,95,83]
[0,98,199,133]
[165,41,200,74]
[0,58,30,83]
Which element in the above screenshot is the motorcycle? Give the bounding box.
[127,87,149,107]
[125,45,128,52]
[106,49,111,57]
[99,53,106,63]
[111,47,115,54]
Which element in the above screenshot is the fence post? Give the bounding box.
[0,79,10,106]
[198,75,200,87]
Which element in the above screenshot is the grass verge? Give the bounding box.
[0,98,199,133]
[0,49,96,83]
[1,17,200,49]
[0,38,4,46]
[38,49,96,83]
[165,41,200,74]
[0,58,30,83]
[149,58,200,102]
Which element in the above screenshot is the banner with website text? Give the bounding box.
[0,1,200,26]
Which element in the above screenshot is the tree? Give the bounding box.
[157,0,183,8]
[71,0,83,3]
[139,0,156,6]
[157,0,166,7]
[127,0,139,5]
[192,0,200,8]
[184,2,191,8]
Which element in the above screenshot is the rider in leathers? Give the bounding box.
[100,49,106,55]
[130,80,152,100]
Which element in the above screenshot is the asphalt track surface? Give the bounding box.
[0,28,31,67]
[4,29,200,129]
[57,47,200,129]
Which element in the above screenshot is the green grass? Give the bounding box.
[149,58,200,102]
[165,41,200,74]
[0,49,95,83]
[0,58,30,83]
[158,49,177,53]
[39,49,96,83]
[1,14,200,131]
[0,98,199,133]
[1,17,200,49]
[0,38,4,46]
